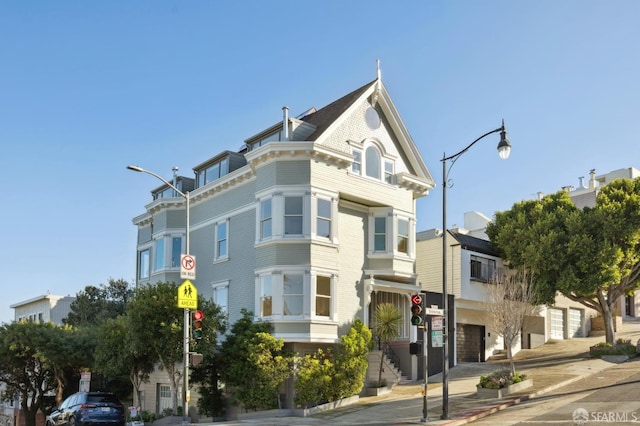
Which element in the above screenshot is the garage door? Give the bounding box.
[550,308,564,340]
[568,308,583,337]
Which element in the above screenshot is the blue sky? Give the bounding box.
[2,1,639,324]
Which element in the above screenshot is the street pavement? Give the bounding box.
[201,318,640,425]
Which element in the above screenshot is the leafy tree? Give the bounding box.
[94,315,155,407]
[331,318,371,399]
[487,178,640,344]
[294,318,371,408]
[186,298,228,417]
[126,281,184,412]
[220,310,292,411]
[126,282,227,413]
[486,267,539,375]
[0,322,91,426]
[64,278,133,327]
[371,303,402,385]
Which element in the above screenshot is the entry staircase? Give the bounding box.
[365,348,409,387]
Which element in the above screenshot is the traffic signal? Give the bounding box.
[410,294,423,326]
[193,310,204,340]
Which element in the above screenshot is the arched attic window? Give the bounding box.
[365,146,381,179]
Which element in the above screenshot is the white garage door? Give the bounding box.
[569,308,583,337]
[550,308,564,340]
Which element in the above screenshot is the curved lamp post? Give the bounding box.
[127,165,192,422]
[440,121,511,420]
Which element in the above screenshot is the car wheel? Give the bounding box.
[68,417,76,426]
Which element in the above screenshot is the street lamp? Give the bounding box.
[127,165,192,423]
[440,121,510,420]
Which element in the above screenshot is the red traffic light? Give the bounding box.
[193,310,204,321]
[193,310,204,339]
[410,294,422,305]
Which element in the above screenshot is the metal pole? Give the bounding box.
[183,192,190,423]
[441,157,449,420]
[421,330,429,422]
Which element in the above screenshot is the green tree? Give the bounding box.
[94,315,155,407]
[371,303,402,385]
[187,298,228,417]
[0,322,91,426]
[126,281,184,412]
[64,278,133,327]
[220,310,292,411]
[487,178,640,344]
[294,318,371,408]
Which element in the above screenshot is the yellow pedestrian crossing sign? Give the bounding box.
[177,280,198,309]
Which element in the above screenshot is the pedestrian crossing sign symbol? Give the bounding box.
[177,280,198,309]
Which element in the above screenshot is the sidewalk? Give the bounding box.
[205,317,640,425]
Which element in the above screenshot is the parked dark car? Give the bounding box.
[46,392,125,426]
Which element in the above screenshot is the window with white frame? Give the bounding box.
[213,282,228,313]
[214,220,228,260]
[316,198,331,238]
[365,146,381,179]
[397,218,409,254]
[284,196,303,235]
[139,248,150,280]
[350,141,396,184]
[283,274,303,316]
[352,149,362,174]
[154,238,165,271]
[260,275,272,317]
[384,161,394,184]
[374,216,387,251]
[369,212,414,256]
[171,237,182,267]
[197,157,229,187]
[260,199,272,239]
[470,255,496,282]
[315,275,331,317]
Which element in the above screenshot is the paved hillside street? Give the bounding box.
[211,318,640,425]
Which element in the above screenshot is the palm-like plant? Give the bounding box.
[372,302,403,385]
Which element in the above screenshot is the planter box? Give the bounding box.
[365,385,392,396]
[601,354,630,363]
[477,378,533,399]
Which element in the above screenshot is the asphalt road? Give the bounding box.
[470,357,640,425]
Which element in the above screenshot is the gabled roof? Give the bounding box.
[302,78,435,188]
[301,80,377,141]
[449,230,500,257]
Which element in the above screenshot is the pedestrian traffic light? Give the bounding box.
[193,310,204,340]
[410,294,423,326]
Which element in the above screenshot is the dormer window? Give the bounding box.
[247,130,282,152]
[197,157,229,187]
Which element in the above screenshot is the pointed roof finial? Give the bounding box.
[376,59,381,81]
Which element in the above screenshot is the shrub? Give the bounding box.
[477,368,528,389]
[590,340,636,357]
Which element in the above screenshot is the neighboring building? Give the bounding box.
[0,385,17,426]
[10,293,75,325]
[130,76,436,412]
[416,211,596,370]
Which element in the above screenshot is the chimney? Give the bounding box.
[578,176,585,188]
[589,169,596,190]
[282,106,289,141]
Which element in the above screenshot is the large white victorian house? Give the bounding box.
[130,76,435,414]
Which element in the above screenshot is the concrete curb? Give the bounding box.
[440,373,591,425]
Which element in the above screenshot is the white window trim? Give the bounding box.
[254,267,314,320]
[213,219,230,262]
[310,272,337,321]
[347,139,397,184]
[212,280,229,313]
[368,209,415,258]
[151,232,184,273]
[256,188,338,245]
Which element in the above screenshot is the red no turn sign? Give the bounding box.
[181,254,196,280]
